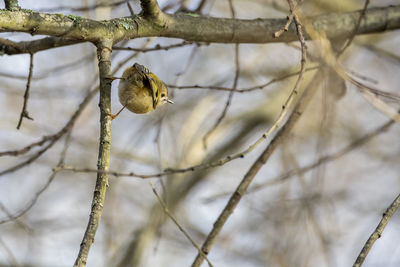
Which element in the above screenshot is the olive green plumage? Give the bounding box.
[117,63,172,115]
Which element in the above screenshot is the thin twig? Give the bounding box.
[113,41,197,52]
[150,182,213,267]
[168,66,319,92]
[337,0,370,57]
[193,0,208,13]
[127,0,134,16]
[202,44,240,149]
[273,14,294,38]
[202,0,238,149]
[16,53,34,130]
[0,86,97,176]
[73,39,113,267]
[353,193,400,267]
[0,129,73,224]
[248,118,395,193]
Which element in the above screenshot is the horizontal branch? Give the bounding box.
[0,36,83,55]
[0,5,398,48]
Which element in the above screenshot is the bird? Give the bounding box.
[108,63,173,119]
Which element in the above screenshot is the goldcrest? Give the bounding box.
[109,63,173,119]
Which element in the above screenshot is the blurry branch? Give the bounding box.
[0,237,18,266]
[337,0,370,57]
[286,151,331,265]
[192,4,308,263]
[168,66,319,92]
[0,130,72,224]
[150,183,213,267]
[202,0,239,149]
[0,37,83,55]
[0,5,398,48]
[73,39,113,267]
[16,53,34,129]
[4,0,20,11]
[347,75,400,122]
[353,193,400,267]
[39,0,126,12]
[114,116,268,267]
[202,44,239,149]
[0,87,97,175]
[248,117,396,193]
[299,6,399,125]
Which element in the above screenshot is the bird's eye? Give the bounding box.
[161,93,166,97]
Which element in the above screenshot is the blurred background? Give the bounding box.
[1,0,400,266]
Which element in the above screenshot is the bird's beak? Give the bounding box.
[167,99,174,104]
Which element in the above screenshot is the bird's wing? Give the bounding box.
[134,63,158,108]
[148,75,159,108]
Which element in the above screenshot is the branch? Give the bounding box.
[16,53,34,129]
[337,0,370,57]
[353,193,400,267]
[140,0,163,19]
[202,44,240,149]
[0,6,398,45]
[0,36,83,55]
[151,183,213,267]
[73,39,113,267]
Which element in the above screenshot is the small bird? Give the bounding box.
[108,63,173,119]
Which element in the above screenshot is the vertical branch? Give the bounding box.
[73,39,113,267]
[16,53,34,130]
[353,193,400,267]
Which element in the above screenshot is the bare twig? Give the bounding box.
[127,0,134,16]
[73,39,113,267]
[273,14,294,38]
[353,193,400,267]
[168,66,319,92]
[0,130,73,224]
[337,0,370,57]
[193,0,208,14]
[202,0,239,149]
[0,36,83,55]
[150,183,213,267]
[248,118,395,193]
[0,86,97,175]
[202,44,240,149]
[16,53,34,130]
[113,41,197,52]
